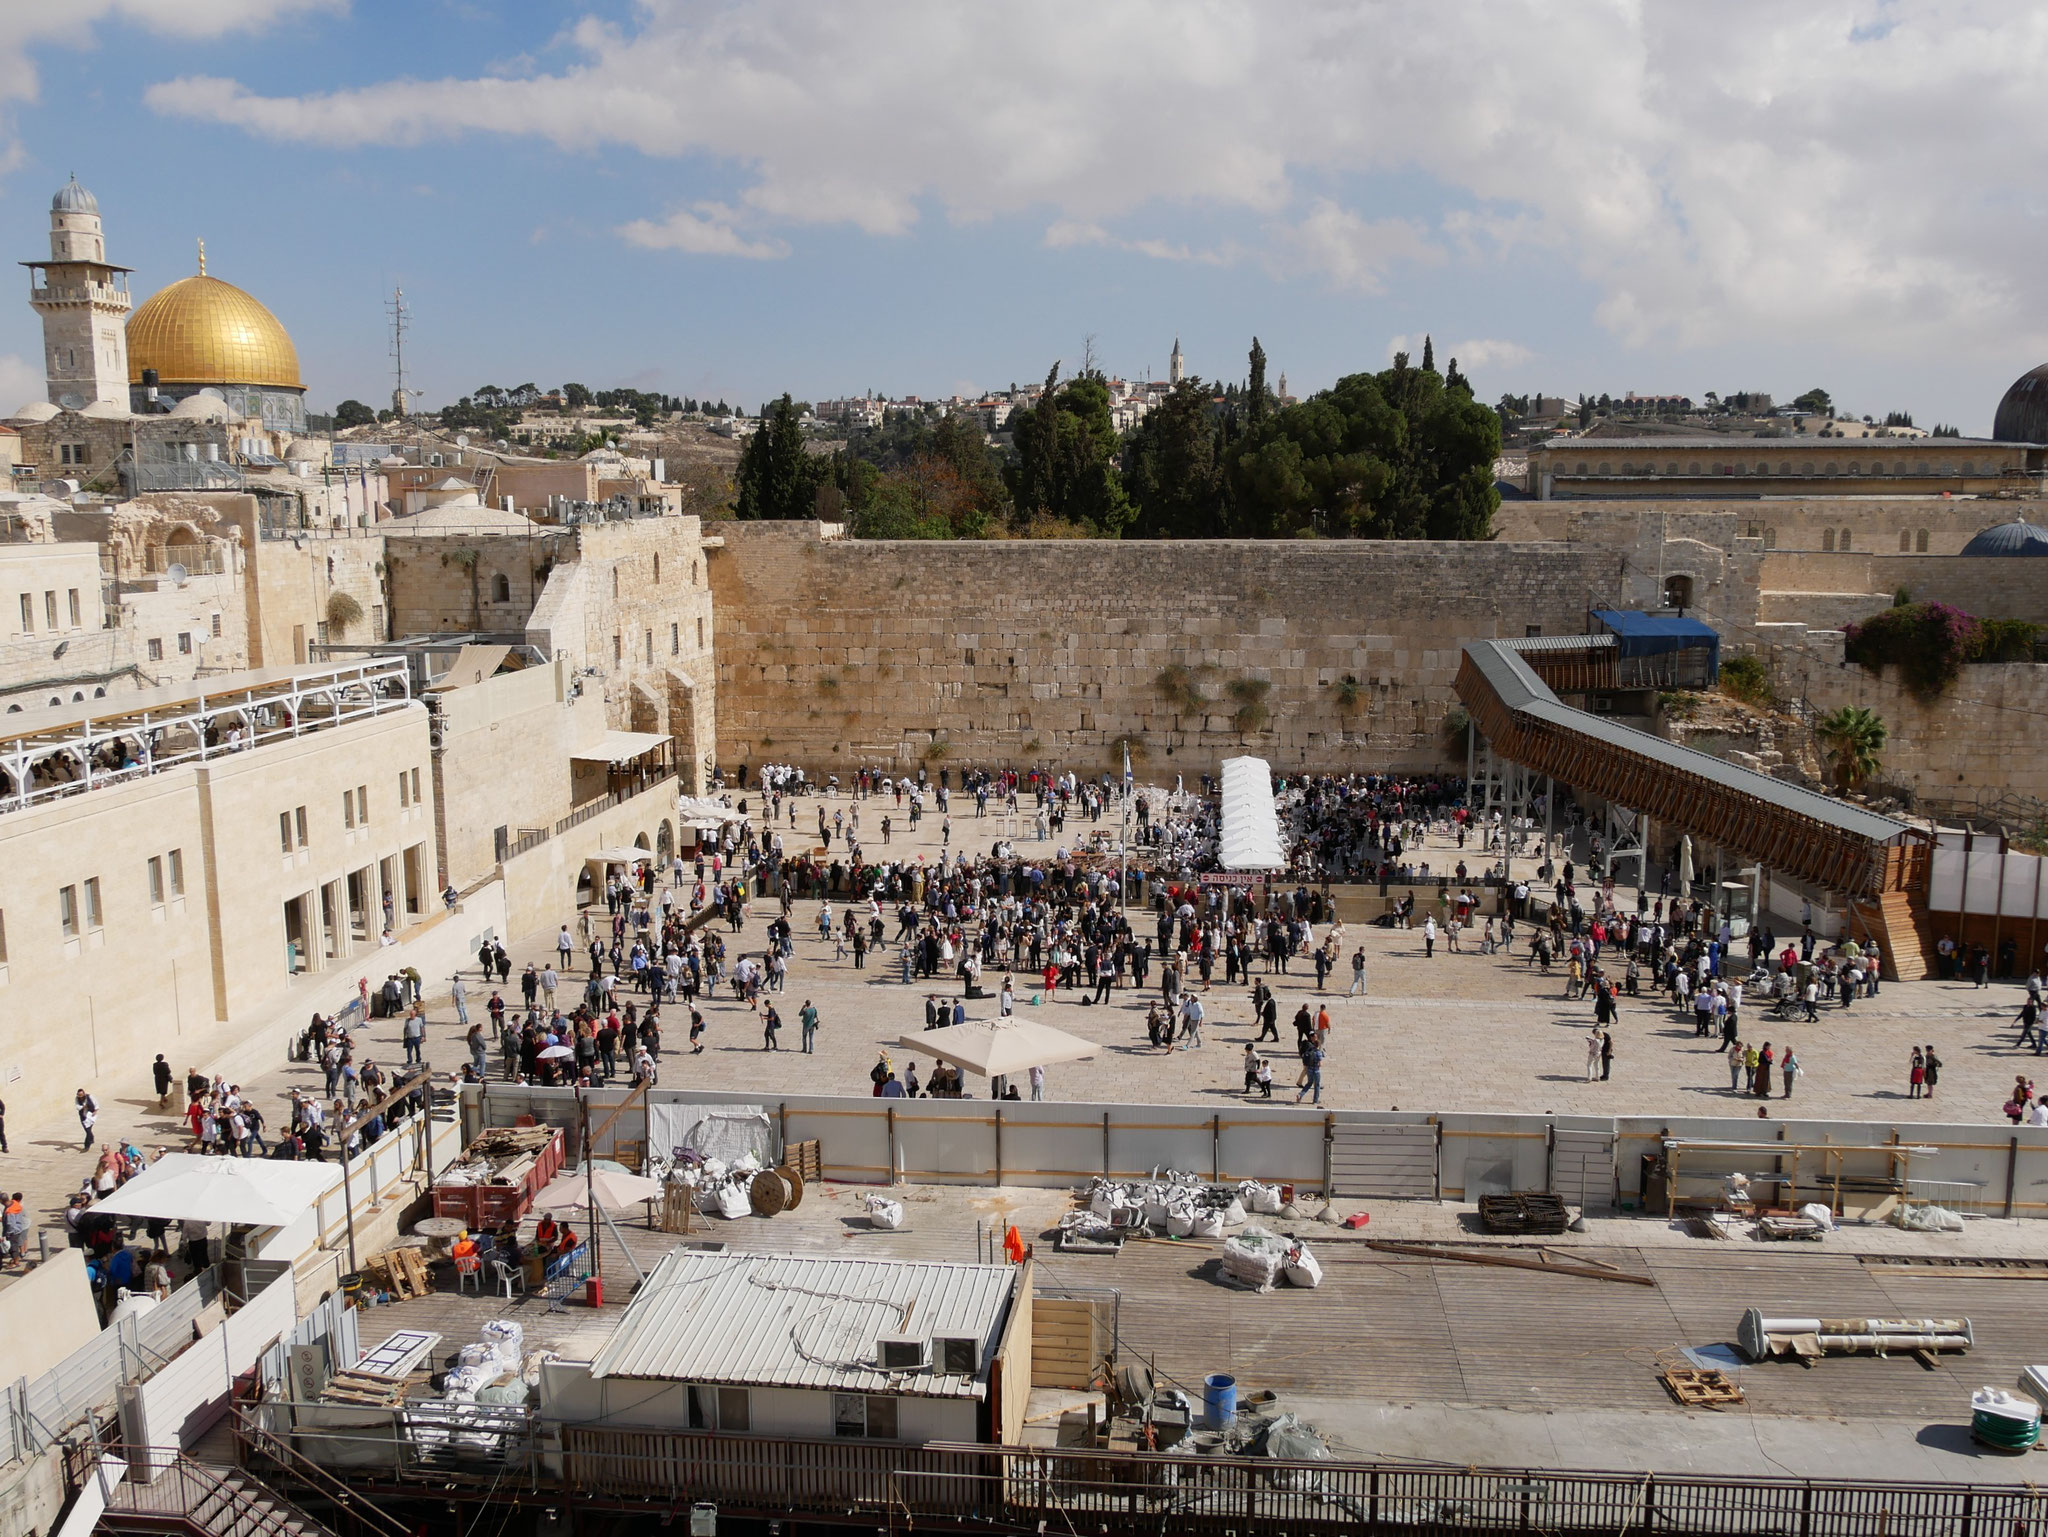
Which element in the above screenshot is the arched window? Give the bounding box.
[1823,529,1836,551]
[491,573,511,603]
[1763,528,1777,549]
[1916,528,1930,552]
[1900,530,1912,552]
[1664,574,1694,609]
[92,686,104,698]
[71,691,82,703]
[1688,461,1701,475]
[1576,461,1588,475]
[1780,462,1791,475]
[1839,528,1852,551]
[1757,462,1769,475]
[5,704,19,713]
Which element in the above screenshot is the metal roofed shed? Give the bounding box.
[542,1248,1026,1446]
[1219,754,1286,871]
[1590,608,1720,687]
[571,729,671,764]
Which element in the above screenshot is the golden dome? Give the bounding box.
[127,273,301,390]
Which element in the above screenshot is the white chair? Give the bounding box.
[492,1259,526,1300]
[454,1253,483,1293]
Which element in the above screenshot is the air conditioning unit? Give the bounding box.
[933,1335,980,1376]
[876,1334,928,1372]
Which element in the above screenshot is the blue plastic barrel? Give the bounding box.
[1203,1373,1237,1428]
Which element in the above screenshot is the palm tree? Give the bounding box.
[1817,705,1887,791]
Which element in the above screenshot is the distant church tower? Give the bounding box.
[1169,338,1184,385]
[27,177,131,410]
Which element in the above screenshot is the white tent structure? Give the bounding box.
[676,795,747,830]
[89,1155,337,1228]
[1219,755,1286,871]
[898,1019,1098,1079]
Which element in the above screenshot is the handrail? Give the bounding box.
[233,1409,413,1537]
[101,1450,331,1537]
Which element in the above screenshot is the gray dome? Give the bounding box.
[1994,363,2048,443]
[1960,517,2048,557]
[51,177,97,216]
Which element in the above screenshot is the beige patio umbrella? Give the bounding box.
[531,1167,662,1212]
[898,1018,1099,1079]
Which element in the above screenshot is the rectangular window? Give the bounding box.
[0,910,10,964]
[646,630,654,664]
[671,622,679,656]
[168,848,184,897]
[295,806,308,846]
[83,877,101,930]
[834,1394,898,1439]
[612,634,622,665]
[177,632,192,655]
[210,613,222,638]
[19,594,31,633]
[44,592,57,630]
[410,767,421,804]
[342,791,355,830]
[58,884,77,938]
[67,589,80,628]
[148,855,164,906]
[281,811,294,853]
[398,771,409,808]
[715,1387,750,1433]
[147,637,163,662]
[357,785,368,824]
[697,618,705,648]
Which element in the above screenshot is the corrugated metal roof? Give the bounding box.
[1501,633,1616,655]
[586,1248,1016,1399]
[1467,639,1911,845]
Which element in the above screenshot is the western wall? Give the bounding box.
[707,520,1627,775]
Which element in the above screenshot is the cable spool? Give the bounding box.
[749,1169,788,1217]
[776,1165,805,1210]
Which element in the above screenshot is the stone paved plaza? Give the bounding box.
[0,787,2034,1268]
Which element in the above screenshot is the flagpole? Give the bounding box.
[1120,741,1132,914]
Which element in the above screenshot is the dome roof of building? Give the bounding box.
[1960,516,2048,557]
[1994,363,2048,444]
[52,177,98,215]
[398,499,537,533]
[166,392,231,422]
[7,401,59,423]
[77,400,130,420]
[127,273,301,391]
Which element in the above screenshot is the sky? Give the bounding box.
[3,1,2046,431]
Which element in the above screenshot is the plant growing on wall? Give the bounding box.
[1817,705,1887,791]
[1843,601,1981,699]
[325,590,363,633]
[921,735,951,762]
[1718,654,1775,708]
[1333,674,1363,713]
[1227,676,1271,734]
[1154,664,1208,715]
[1439,704,1471,759]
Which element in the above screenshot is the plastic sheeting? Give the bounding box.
[1219,756,1285,871]
[647,1103,773,1168]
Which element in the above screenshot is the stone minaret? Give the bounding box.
[1169,337,1184,385]
[28,177,131,410]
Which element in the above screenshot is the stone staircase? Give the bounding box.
[96,1456,340,1537]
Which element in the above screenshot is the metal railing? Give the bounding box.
[555,764,676,835]
[99,1449,338,1537]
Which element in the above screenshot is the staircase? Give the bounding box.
[95,1456,339,1537]
[1849,889,1939,981]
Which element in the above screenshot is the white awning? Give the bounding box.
[675,794,747,828]
[89,1154,338,1227]
[572,730,671,764]
[1219,755,1286,871]
[898,1019,1099,1078]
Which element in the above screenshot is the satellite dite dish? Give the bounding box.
[57,392,84,411]
[166,563,188,586]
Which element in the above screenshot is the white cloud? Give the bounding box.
[0,353,44,409]
[618,204,789,261]
[1447,338,1532,371]
[135,1,2048,359]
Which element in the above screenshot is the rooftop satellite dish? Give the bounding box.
[57,392,84,411]
[166,562,188,587]
[455,434,469,448]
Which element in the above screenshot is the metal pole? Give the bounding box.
[337,1143,358,1275]
[581,1091,599,1282]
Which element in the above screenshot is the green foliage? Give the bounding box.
[920,735,951,763]
[1792,387,1833,416]
[1334,674,1363,713]
[1975,618,2044,664]
[561,382,593,408]
[332,399,375,430]
[1717,654,1775,708]
[838,413,1010,539]
[1844,602,1982,699]
[735,395,831,520]
[1126,350,1501,541]
[1894,586,1912,607]
[1658,689,1702,719]
[1817,705,1887,790]
[1227,676,1272,734]
[325,590,363,629]
[1439,704,1472,758]
[1008,367,1133,535]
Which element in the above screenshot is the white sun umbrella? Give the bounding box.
[531,1167,661,1212]
[1678,834,1696,892]
[89,1154,337,1228]
[537,1043,575,1061]
[588,846,652,865]
[899,1018,1099,1079]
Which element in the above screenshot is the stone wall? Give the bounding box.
[707,522,1612,775]
[1757,552,2048,626]
[1497,496,2048,557]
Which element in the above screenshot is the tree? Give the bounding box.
[1421,335,1435,373]
[734,394,831,519]
[1124,378,1228,537]
[333,399,375,429]
[1817,705,1887,791]
[1792,387,1833,416]
[1246,339,1269,428]
[561,382,593,409]
[1007,366,1132,535]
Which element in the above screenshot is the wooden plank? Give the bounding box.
[1366,1239,1657,1286]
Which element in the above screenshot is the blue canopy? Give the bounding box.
[1590,609,1720,675]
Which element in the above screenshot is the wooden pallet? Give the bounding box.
[364,1246,433,1301]
[1657,1356,1746,1409]
[321,1367,427,1407]
[787,1138,824,1183]
[1477,1191,1570,1235]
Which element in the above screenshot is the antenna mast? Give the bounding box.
[387,286,422,462]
